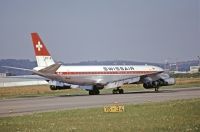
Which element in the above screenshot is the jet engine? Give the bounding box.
[161,78,176,86]
[49,81,71,90]
[143,78,175,89]
[143,81,157,89]
[50,85,71,90]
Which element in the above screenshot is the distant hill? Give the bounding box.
[0,59,36,75]
[0,59,199,75]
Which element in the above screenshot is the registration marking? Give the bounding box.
[104,104,124,113]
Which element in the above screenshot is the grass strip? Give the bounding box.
[0,98,199,132]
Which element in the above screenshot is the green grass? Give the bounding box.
[0,98,200,132]
[0,78,200,99]
[164,83,200,89]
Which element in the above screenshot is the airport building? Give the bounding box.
[0,75,48,87]
[189,66,200,73]
[0,72,12,77]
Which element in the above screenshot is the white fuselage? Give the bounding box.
[56,65,163,75]
[29,33,174,93]
[34,65,164,84]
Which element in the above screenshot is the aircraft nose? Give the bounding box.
[155,66,164,72]
[160,67,164,72]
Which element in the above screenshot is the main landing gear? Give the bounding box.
[155,87,159,92]
[89,89,100,95]
[153,81,160,92]
[112,87,124,94]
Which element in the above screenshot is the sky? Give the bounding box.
[0,0,199,63]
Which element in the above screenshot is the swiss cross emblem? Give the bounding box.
[36,41,43,51]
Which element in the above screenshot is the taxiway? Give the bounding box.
[0,87,199,117]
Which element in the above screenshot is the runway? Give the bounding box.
[0,87,200,117]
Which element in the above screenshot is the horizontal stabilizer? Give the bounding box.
[38,63,62,74]
[1,66,34,72]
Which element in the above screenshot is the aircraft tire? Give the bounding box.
[89,90,94,95]
[50,85,57,90]
[95,90,100,95]
[89,89,100,95]
[155,87,159,92]
[119,89,124,94]
[112,89,117,94]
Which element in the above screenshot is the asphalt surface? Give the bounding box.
[0,87,200,117]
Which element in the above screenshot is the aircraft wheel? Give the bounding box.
[112,89,117,94]
[155,87,159,92]
[119,89,124,94]
[50,85,57,90]
[113,88,124,94]
[89,90,94,95]
[95,89,100,95]
[89,89,100,95]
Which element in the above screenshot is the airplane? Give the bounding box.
[4,33,175,95]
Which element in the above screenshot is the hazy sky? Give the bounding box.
[0,0,199,63]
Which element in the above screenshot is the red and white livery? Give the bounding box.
[28,33,176,95]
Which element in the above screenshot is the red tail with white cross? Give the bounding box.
[31,33,55,67]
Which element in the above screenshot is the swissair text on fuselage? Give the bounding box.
[103,66,135,71]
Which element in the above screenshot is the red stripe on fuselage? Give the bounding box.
[56,71,157,75]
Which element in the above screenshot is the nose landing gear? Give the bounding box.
[112,87,124,94]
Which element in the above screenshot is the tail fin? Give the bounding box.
[31,33,55,67]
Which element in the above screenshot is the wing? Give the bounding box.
[2,64,97,85]
[36,64,98,85]
[2,64,173,89]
